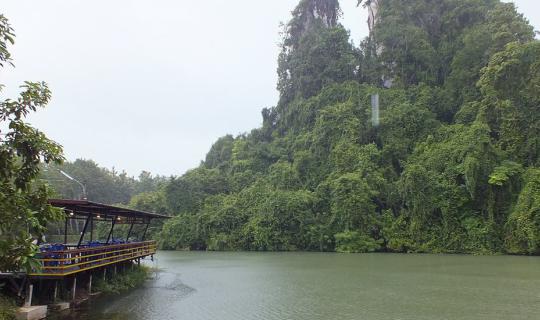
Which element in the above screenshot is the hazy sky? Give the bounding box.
[1,1,538,177]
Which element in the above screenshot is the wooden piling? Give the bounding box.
[71,277,77,301]
[24,284,33,307]
[88,274,92,295]
[53,281,58,303]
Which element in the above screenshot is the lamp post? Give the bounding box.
[59,170,87,200]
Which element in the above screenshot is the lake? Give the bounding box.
[56,251,540,320]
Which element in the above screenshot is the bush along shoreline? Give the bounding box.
[94,264,151,295]
[0,294,16,320]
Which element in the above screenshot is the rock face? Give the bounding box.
[363,0,392,87]
[367,0,379,35]
[304,0,340,28]
[288,0,340,47]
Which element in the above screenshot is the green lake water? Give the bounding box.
[57,251,540,320]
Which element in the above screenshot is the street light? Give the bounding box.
[59,170,87,200]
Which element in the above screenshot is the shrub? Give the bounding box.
[94,265,150,295]
[334,231,381,253]
[0,294,16,320]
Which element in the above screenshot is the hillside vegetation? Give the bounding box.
[155,0,540,255]
[41,0,540,255]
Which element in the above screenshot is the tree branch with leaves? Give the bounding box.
[0,14,65,272]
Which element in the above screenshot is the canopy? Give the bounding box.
[49,199,170,225]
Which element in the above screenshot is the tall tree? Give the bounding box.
[0,15,64,271]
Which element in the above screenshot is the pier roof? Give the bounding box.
[49,199,171,222]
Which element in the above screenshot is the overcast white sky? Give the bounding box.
[1,1,538,177]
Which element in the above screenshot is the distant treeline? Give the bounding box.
[41,159,168,207]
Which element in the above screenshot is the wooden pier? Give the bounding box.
[30,240,157,277]
[0,199,170,318]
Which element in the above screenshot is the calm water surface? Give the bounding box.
[58,251,540,320]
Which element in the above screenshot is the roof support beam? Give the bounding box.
[141,222,150,241]
[126,222,134,242]
[64,218,68,245]
[90,216,93,241]
[77,215,92,248]
[105,216,117,245]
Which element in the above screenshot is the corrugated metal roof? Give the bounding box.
[48,199,171,219]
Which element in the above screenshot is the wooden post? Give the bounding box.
[141,222,150,241]
[103,268,107,281]
[126,223,134,242]
[88,274,92,295]
[114,265,117,275]
[90,216,94,241]
[77,215,92,248]
[71,277,77,301]
[17,277,26,298]
[53,281,58,303]
[64,217,69,244]
[24,284,33,307]
[106,217,117,245]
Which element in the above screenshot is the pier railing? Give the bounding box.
[29,240,157,277]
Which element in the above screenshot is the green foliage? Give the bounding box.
[478,41,540,166]
[0,15,64,272]
[329,171,377,232]
[129,191,167,214]
[374,0,533,89]
[157,0,540,256]
[334,230,381,253]
[277,0,358,105]
[165,168,229,215]
[204,135,235,170]
[94,265,150,295]
[41,160,167,204]
[0,294,16,320]
[489,161,523,187]
[380,100,439,169]
[159,214,207,250]
[505,168,540,254]
[398,122,502,252]
[0,15,14,67]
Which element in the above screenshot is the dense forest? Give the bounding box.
[154,0,540,255]
[22,0,540,256]
[41,159,167,207]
